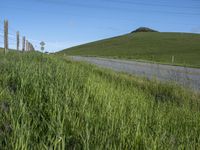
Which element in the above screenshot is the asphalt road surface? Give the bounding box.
[71,56,200,91]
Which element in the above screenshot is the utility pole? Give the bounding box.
[22,36,25,52]
[4,20,8,54]
[17,31,20,50]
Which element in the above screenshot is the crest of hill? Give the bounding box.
[131,27,158,33]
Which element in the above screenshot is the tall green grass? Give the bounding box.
[0,51,200,149]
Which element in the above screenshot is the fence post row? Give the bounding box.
[1,20,35,52]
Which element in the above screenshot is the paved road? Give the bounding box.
[71,56,200,91]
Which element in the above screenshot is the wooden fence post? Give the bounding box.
[172,56,175,64]
[26,40,28,51]
[4,20,8,54]
[17,31,19,50]
[22,36,25,52]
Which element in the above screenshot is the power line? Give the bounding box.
[38,0,200,10]
[9,26,17,33]
[8,33,16,37]
[0,20,20,35]
[8,38,16,42]
[0,20,17,31]
[9,42,17,45]
[0,32,20,40]
[101,0,200,10]
[0,4,200,17]
[0,20,4,25]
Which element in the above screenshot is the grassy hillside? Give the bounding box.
[0,51,200,149]
[61,32,200,67]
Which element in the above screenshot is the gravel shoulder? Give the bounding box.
[71,56,200,91]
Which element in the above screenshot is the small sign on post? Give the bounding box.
[40,41,45,52]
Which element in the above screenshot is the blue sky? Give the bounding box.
[0,0,200,52]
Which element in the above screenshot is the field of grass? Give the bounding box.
[0,51,200,149]
[60,32,200,67]
[0,48,3,53]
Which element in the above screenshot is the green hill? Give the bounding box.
[60,32,200,67]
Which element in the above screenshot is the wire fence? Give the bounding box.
[0,19,37,51]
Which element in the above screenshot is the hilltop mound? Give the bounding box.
[131,27,158,33]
